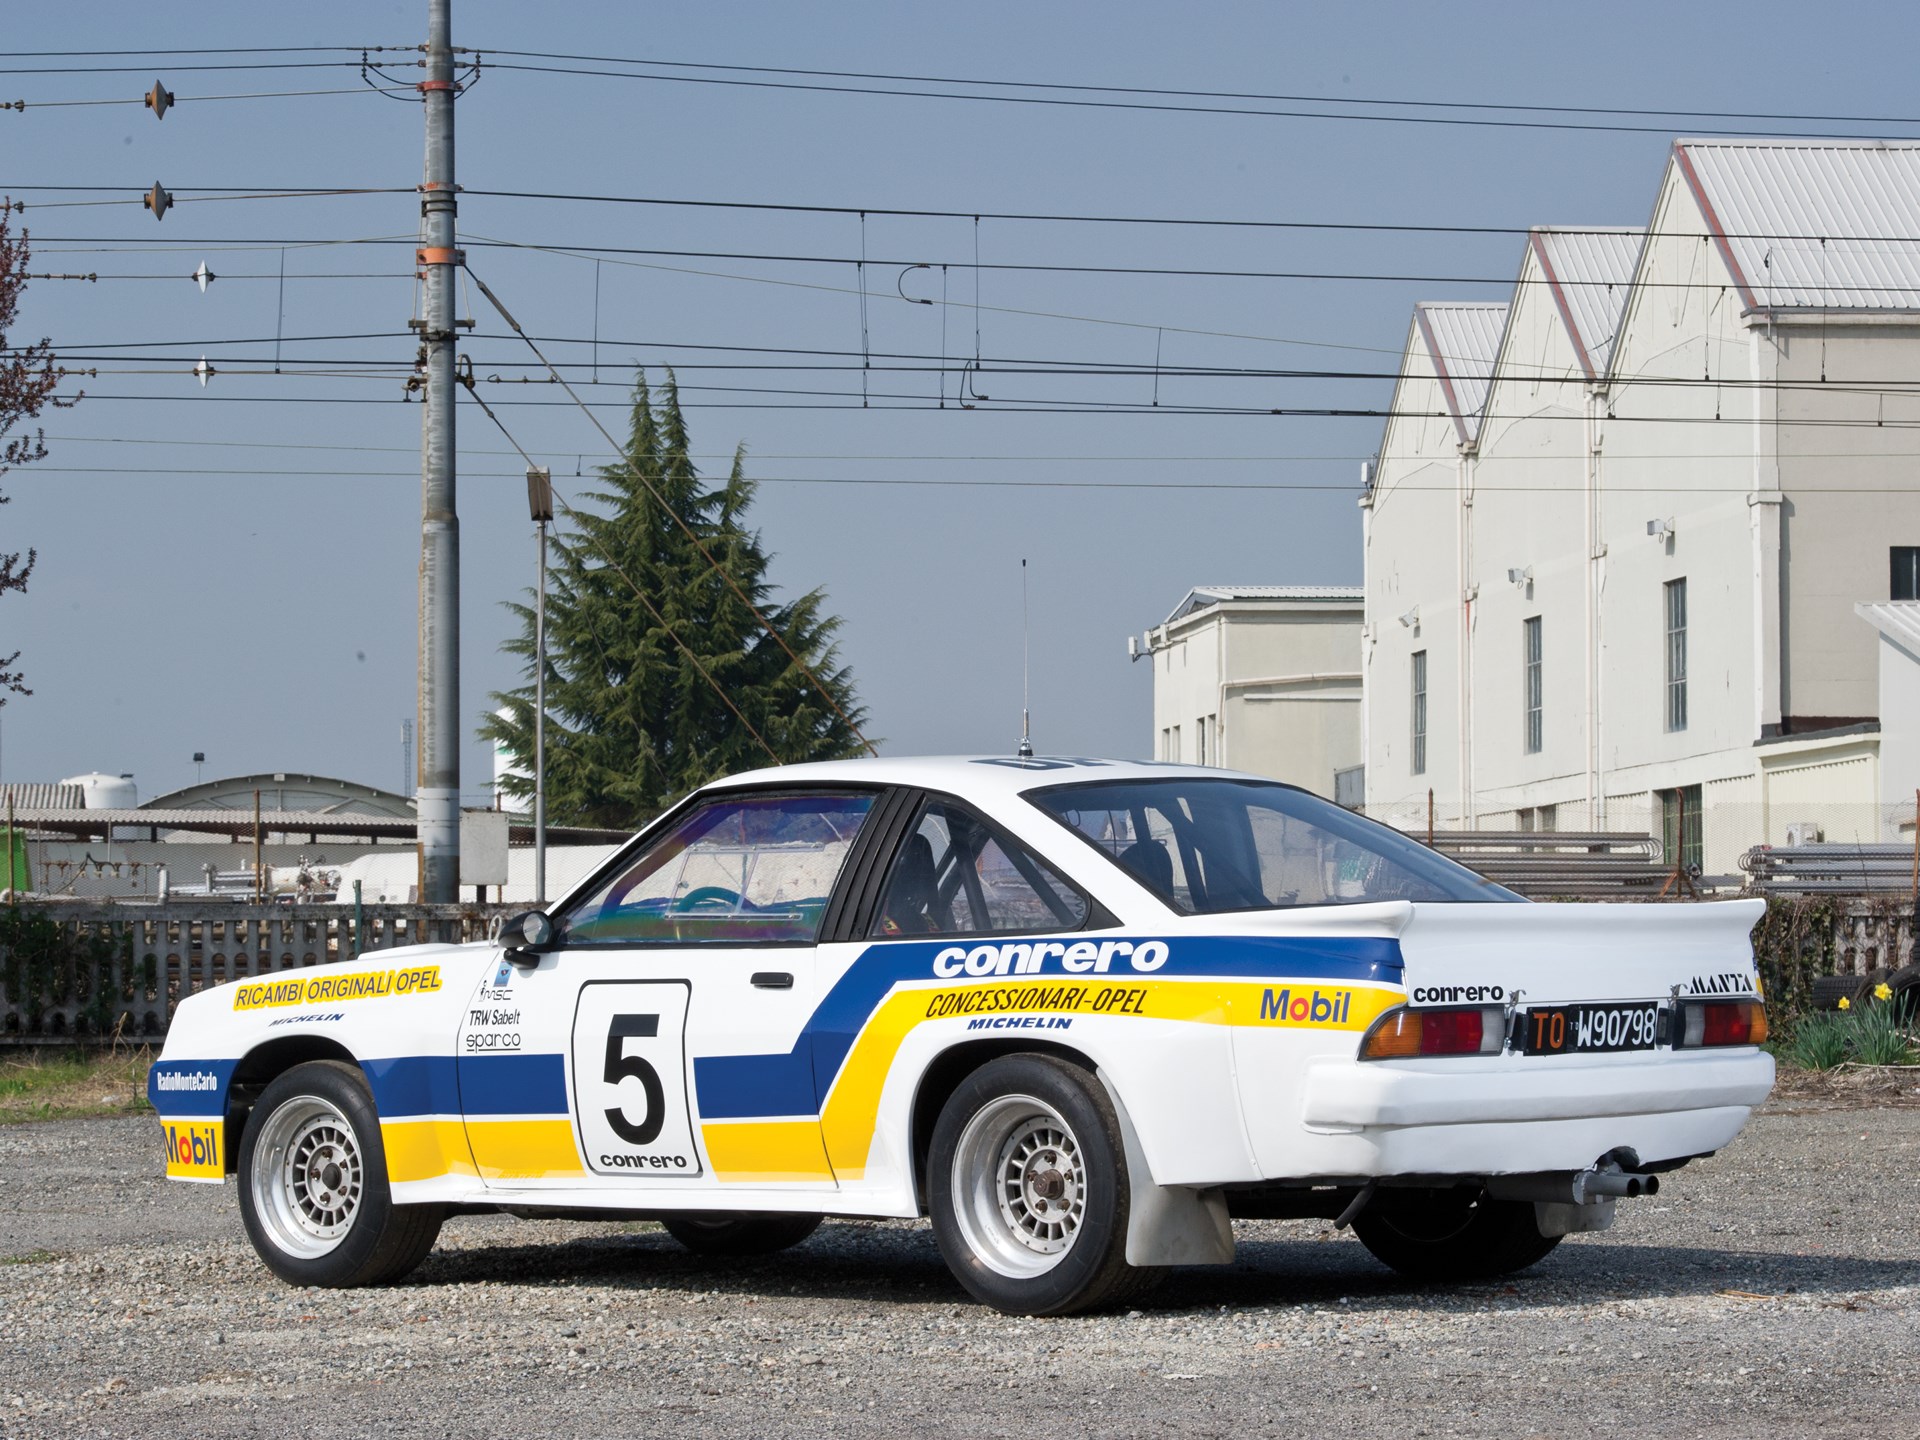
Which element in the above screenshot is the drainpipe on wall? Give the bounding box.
[1749,326,1784,743]
[1358,462,1375,802]
[1457,448,1478,829]
[1584,389,1606,829]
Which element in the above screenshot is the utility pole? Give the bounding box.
[416,0,461,902]
[527,466,553,905]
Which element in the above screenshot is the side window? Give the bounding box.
[558,791,874,945]
[872,799,1089,938]
[1047,798,1194,910]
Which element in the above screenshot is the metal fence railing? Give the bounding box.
[1741,844,1920,896]
[1405,830,1669,899]
[0,901,515,1044]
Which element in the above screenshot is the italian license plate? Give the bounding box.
[1520,1002,1660,1056]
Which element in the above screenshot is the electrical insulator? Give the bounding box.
[193,357,215,387]
[145,81,172,120]
[193,261,215,292]
[144,183,171,221]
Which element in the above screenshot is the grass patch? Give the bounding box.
[0,1249,61,1266]
[0,1046,154,1123]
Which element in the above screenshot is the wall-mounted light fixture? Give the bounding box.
[1506,566,1533,588]
[1646,518,1675,539]
[1398,607,1420,629]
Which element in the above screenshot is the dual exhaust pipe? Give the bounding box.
[1488,1160,1660,1207]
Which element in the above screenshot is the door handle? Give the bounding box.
[751,971,794,990]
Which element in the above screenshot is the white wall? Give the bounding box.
[1877,630,1920,838]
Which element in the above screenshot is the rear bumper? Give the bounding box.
[1277,1048,1774,1177]
[1302,1048,1775,1130]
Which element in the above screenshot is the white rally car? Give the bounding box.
[150,757,1773,1315]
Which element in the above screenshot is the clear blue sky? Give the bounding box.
[4,0,1917,802]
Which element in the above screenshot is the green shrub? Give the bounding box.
[1778,987,1919,1070]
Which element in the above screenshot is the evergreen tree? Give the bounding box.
[482,372,868,828]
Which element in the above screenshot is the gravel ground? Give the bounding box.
[3,1103,1918,1440]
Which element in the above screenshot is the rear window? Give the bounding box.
[1029,776,1519,914]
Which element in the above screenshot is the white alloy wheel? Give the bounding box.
[250,1094,365,1260]
[949,1092,1088,1278]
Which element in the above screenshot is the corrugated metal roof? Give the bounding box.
[1857,601,1920,658]
[1676,139,1920,312]
[0,784,85,811]
[1414,303,1507,444]
[1164,585,1363,625]
[1531,228,1641,376]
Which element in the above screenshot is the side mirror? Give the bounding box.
[499,909,556,963]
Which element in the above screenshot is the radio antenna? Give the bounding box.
[1018,558,1034,758]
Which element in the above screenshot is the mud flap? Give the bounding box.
[1096,1068,1235,1266]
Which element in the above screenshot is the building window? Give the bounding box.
[1170,725,1181,762]
[1523,616,1543,754]
[1661,785,1703,873]
[1894,547,1920,601]
[1410,651,1427,776]
[1664,578,1688,732]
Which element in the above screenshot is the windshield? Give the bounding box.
[1029,776,1520,914]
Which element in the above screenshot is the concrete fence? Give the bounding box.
[0,901,515,1045]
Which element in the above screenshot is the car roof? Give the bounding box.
[699,755,1303,803]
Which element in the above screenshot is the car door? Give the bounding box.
[457,787,885,1197]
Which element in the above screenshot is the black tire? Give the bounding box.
[1351,1186,1561,1282]
[237,1059,444,1288]
[659,1212,823,1256]
[927,1053,1163,1317]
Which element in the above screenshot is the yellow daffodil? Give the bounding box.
[1875,982,1894,1001]
[1838,996,1852,1010]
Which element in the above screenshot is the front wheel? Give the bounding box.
[237,1060,443,1287]
[659,1212,822,1256]
[928,1053,1163,1316]
[1351,1187,1560,1281]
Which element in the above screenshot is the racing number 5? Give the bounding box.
[603,1014,665,1146]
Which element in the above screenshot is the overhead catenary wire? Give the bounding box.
[461,262,879,757]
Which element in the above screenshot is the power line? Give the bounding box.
[481,49,1920,132]
[26,463,1920,496]
[1,46,405,57]
[32,192,1920,245]
[61,387,1920,426]
[477,58,1920,142]
[48,431,1920,465]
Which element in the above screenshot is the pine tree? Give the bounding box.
[481,372,869,829]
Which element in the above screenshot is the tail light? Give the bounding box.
[1674,998,1768,1048]
[1358,1004,1506,1060]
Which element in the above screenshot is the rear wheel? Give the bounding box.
[928,1053,1163,1316]
[659,1212,822,1256]
[237,1060,444,1287]
[1352,1186,1560,1281]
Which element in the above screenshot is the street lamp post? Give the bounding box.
[526,466,553,905]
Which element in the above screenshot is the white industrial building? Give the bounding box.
[1364,139,1920,871]
[1140,585,1363,797]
